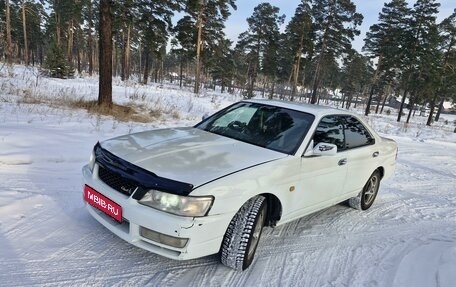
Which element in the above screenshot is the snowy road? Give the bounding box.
[1,105,455,287]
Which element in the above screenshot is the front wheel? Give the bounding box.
[348,170,381,210]
[220,195,267,271]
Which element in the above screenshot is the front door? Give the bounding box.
[287,115,348,220]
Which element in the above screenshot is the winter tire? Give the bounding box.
[348,170,381,210]
[220,195,267,271]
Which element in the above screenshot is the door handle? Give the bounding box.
[338,158,347,166]
[372,151,379,158]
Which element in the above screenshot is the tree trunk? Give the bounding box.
[310,60,321,104]
[380,93,388,114]
[426,94,437,126]
[98,0,112,108]
[160,59,164,83]
[94,39,99,72]
[125,24,131,80]
[120,30,126,80]
[77,45,81,74]
[317,88,322,105]
[179,58,183,88]
[6,0,12,65]
[112,39,117,77]
[247,63,257,98]
[88,0,94,76]
[311,26,331,105]
[406,96,415,124]
[138,41,142,76]
[143,50,150,84]
[67,18,74,62]
[262,81,266,98]
[154,65,159,83]
[39,43,43,65]
[22,0,28,65]
[55,3,61,47]
[375,93,383,114]
[354,93,360,108]
[194,0,204,94]
[435,97,445,122]
[346,94,352,109]
[269,81,275,99]
[379,85,391,114]
[365,83,375,116]
[365,55,383,115]
[397,89,407,122]
[291,31,305,100]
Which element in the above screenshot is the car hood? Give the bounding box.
[100,127,287,187]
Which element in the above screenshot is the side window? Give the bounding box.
[313,115,345,151]
[343,116,375,149]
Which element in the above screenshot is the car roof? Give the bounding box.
[243,99,355,118]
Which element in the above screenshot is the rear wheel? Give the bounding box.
[349,170,381,210]
[220,195,267,271]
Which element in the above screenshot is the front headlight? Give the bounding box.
[88,149,95,172]
[138,189,214,217]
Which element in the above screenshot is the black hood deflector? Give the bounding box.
[94,142,194,197]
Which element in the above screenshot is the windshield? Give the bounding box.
[196,102,315,155]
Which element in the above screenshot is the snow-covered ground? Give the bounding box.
[1,66,455,286]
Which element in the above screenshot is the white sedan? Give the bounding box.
[82,99,397,270]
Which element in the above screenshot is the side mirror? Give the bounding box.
[202,113,209,121]
[304,142,337,157]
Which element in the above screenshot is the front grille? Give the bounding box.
[98,166,138,196]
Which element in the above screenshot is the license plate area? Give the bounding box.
[84,185,122,222]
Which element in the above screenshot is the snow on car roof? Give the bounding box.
[243,99,354,118]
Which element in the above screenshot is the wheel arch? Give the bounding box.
[259,193,282,227]
[376,166,385,179]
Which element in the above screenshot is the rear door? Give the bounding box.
[340,116,378,196]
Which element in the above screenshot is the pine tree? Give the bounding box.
[185,0,236,94]
[172,15,197,87]
[282,0,313,100]
[309,0,363,104]
[27,1,46,66]
[363,0,411,116]
[8,0,46,66]
[113,0,137,81]
[428,9,456,125]
[237,3,285,98]
[398,0,440,123]
[341,50,372,109]
[82,0,95,76]
[207,38,234,93]
[261,17,284,98]
[136,0,183,84]
[43,41,74,78]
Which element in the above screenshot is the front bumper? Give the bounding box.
[82,164,233,260]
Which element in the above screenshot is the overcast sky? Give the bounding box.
[222,0,455,52]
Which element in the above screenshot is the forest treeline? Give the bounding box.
[0,0,455,126]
